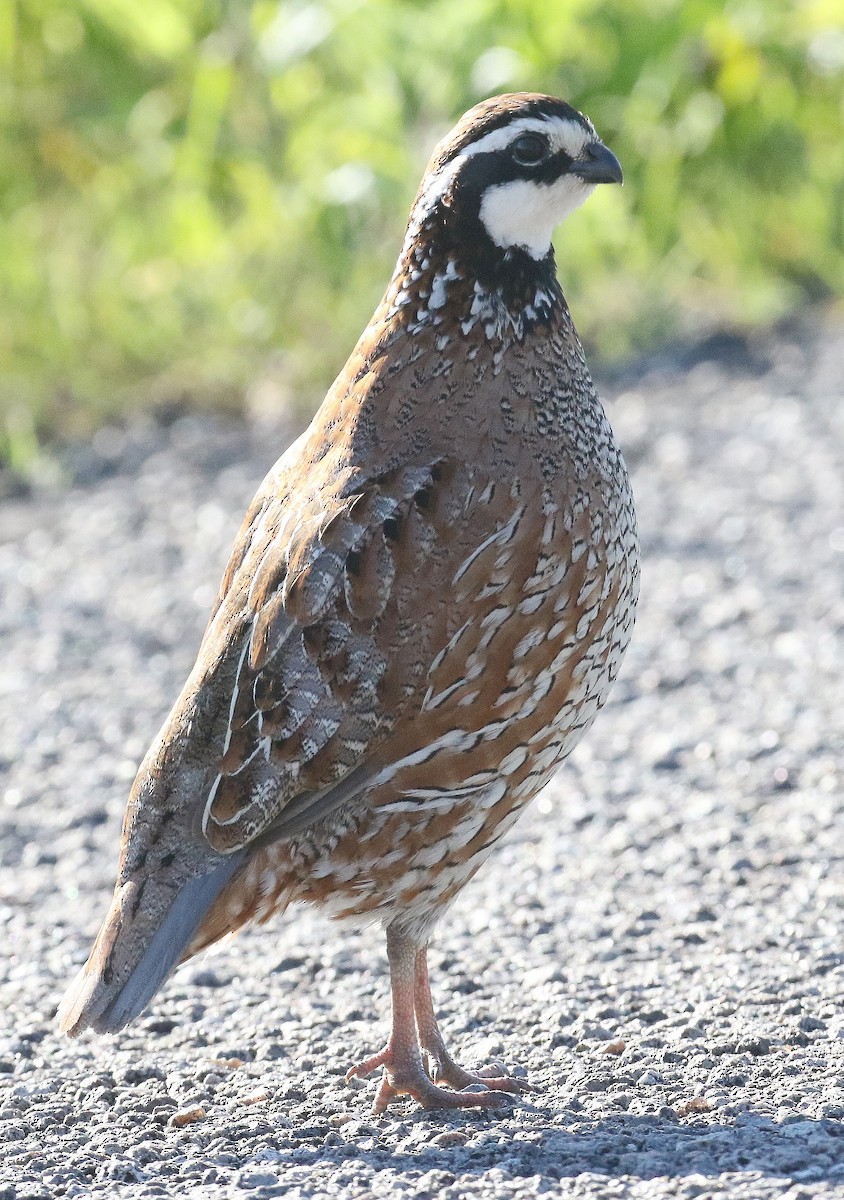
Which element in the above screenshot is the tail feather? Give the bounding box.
[58,852,245,1036]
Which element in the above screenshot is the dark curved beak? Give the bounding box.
[574,141,623,185]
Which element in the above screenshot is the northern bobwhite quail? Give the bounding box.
[59,92,639,1112]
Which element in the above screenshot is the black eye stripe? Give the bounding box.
[510,133,550,166]
[451,146,576,205]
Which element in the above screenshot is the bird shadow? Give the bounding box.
[244,1108,844,1184]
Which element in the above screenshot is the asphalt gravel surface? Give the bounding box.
[1,314,843,1200]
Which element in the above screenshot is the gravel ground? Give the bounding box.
[1,314,843,1199]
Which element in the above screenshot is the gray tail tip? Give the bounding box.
[57,963,119,1038]
[57,852,245,1038]
[58,939,143,1037]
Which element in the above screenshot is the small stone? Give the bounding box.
[676,1095,713,1116]
[798,1016,825,1033]
[235,1171,280,1190]
[781,1119,818,1138]
[168,1105,207,1127]
[431,1130,469,1147]
[639,1010,667,1026]
[0,1123,27,1141]
[736,1036,771,1056]
[584,1077,610,1092]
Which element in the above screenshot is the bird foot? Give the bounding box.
[346,1045,518,1114]
[422,1050,537,1096]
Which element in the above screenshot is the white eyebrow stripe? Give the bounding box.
[454,115,593,162]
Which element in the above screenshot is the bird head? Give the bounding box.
[409,93,622,265]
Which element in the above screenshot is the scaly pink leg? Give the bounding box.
[413,944,535,1095]
[345,925,514,1113]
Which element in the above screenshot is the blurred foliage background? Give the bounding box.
[1,0,843,460]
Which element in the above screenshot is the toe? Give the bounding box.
[345,1046,391,1082]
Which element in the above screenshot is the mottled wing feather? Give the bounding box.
[200,458,450,851]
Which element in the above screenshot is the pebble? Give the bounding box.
[168,1106,207,1128]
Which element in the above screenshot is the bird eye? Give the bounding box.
[510,133,549,166]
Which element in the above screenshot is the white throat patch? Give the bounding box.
[479,174,595,259]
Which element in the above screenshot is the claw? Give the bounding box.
[422,1047,444,1083]
[345,1048,390,1082]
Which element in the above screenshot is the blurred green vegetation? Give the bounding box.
[1,0,843,457]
